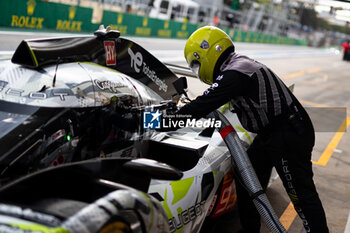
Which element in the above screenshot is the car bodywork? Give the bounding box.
[0,29,256,233]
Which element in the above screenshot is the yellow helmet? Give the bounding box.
[184,26,234,85]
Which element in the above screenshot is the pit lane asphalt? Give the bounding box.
[1,31,350,233]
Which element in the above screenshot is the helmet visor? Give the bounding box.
[189,60,201,78]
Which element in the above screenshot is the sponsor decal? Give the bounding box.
[282,158,310,232]
[200,40,209,49]
[104,41,116,66]
[176,24,188,38]
[135,17,151,36]
[0,86,75,102]
[56,20,82,32]
[29,92,47,99]
[11,0,44,30]
[27,0,36,15]
[209,170,236,218]
[176,31,188,38]
[110,25,127,35]
[94,80,126,93]
[128,48,143,73]
[53,92,68,101]
[216,75,223,81]
[109,14,128,34]
[135,27,151,36]
[128,48,168,92]
[143,111,162,129]
[11,15,44,29]
[68,5,76,20]
[158,22,171,37]
[158,29,172,37]
[204,82,219,95]
[56,5,82,32]
[168,201,206,232]
[6,88,23,97]
[142,64,168,92]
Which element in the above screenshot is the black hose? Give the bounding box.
[233,165,285,233]
[208,110,287,233]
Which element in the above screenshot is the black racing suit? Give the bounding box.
[177,53,329,232]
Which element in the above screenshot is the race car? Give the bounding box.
[0,26,264,233]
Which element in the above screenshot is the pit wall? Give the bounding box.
[0,0,308,46]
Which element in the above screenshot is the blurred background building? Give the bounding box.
[48,0,350,47]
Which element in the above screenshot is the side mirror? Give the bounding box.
[172,77,189,99]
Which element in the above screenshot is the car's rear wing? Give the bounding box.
[11,35,102,68]
[11,28,179,100]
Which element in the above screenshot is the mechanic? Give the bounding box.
[341,39,350,61]
[177,26,329,233]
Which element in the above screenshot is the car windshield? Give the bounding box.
[0,99,143,183]
[0,101,69,162]
[0,106,38,140]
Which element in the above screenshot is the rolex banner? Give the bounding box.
[0,0,307,46]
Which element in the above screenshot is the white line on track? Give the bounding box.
[0,51,14,55]
[148,49,339,63]
[0,48,338,64]
[0,30,84,37]
[0,29,339,64]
